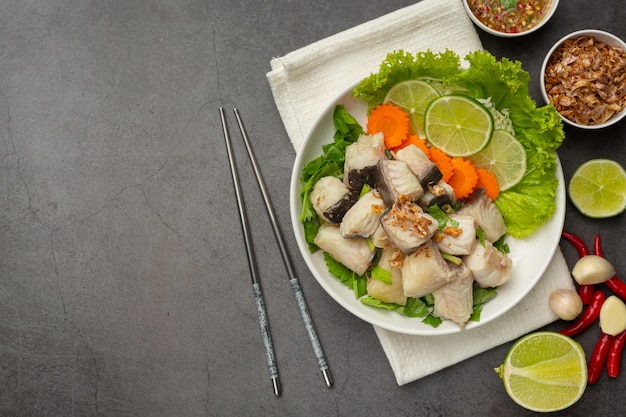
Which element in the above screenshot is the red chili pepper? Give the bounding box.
[561,231,594,304]
[579,283,595,305]
[560,290,606,337]
[588,333,614,384]
[607,330,626,378]
[593,233,604,257]
[606,278,626,301]
[593,234,626,300]
[562,231,591,257]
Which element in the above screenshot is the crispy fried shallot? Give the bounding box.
[544,35,626,125]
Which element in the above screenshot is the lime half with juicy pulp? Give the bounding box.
[568,159,626,218]
[384,80,440,138]
[424,94,494,157]
[468,130,527,191]
[495,331,587,413]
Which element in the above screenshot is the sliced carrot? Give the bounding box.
[367,103,410,149]
[391,134,430,158]
[475,167,500,200]
[448,158,479,200]
[428,147,454,183]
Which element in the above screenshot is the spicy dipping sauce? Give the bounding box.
[466,0,552,34]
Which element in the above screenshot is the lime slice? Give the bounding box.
[424,95,494,157]
[495,332,587,413]
[468,130,527,191]
[384,80,440,138]
[568,159,626,218]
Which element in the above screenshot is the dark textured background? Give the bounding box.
[1,1,625,415]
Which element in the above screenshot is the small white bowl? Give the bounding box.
[540,30,626,129]
[463,0,559,38]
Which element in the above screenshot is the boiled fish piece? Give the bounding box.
[434,214,476,256]
[394,144,443,188]
[367,247,407,306]
[314,223,374,276]
[379,196,439,255]
[309,176,357,224]
[375,159,424,207]
[432,263,474,327]
[464,240,512,288]
[401,240,453,298]
[417,180,457,211]
[369,221,390,249]
[456,188,506,243]
[343,133,386,192]
[339,190,386,238]
[356,131,386,152]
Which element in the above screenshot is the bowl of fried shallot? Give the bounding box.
[541,29,626,129]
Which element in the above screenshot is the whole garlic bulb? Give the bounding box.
[549,289,583,321]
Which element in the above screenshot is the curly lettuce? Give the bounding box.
[352,50,565,239]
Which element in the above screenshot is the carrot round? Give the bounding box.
[367,103,410,149]
[428,147,454,183]
[475,167,500,200]
[448,158,479,200]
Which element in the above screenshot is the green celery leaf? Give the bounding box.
[422,293,435,307]
[493,234,510,254]
[396,297,430,318]
[476,227,486,247]
[354,275,368,299]
[370,265,392,285]
[361,296,398,311]
[473,284,497,305]
[469,304,483,322]
[470,284,497,322]
[360,297,431,319]
[323,252,357,290]
[422,314,442,327]
[428,204,459,230]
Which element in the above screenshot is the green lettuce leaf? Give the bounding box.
[352,49,462,110]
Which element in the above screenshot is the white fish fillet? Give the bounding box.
[314,223,374,276]
[401,240,453,298]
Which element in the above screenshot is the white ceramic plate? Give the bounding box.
[289,86,566,336]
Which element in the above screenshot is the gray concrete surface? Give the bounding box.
[1,1,625,416]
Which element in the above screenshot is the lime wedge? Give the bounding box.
[468,130,527,191]
[384,80,440,138]
[424,95,494,157]
[568,159,626,218]
[495,332,587,413]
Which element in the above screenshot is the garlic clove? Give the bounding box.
[572,255,616,285]
[600,295,626,336]
[549,288,583,321]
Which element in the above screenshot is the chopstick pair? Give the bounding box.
[219,107,333,397]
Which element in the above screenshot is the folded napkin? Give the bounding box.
[267,0,573,385]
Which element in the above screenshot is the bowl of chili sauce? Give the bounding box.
[463,0,559,37]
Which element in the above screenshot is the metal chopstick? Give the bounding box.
[232,108,333,388]
[219,107,281,397]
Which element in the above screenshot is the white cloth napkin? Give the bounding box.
[267,0,574,386]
